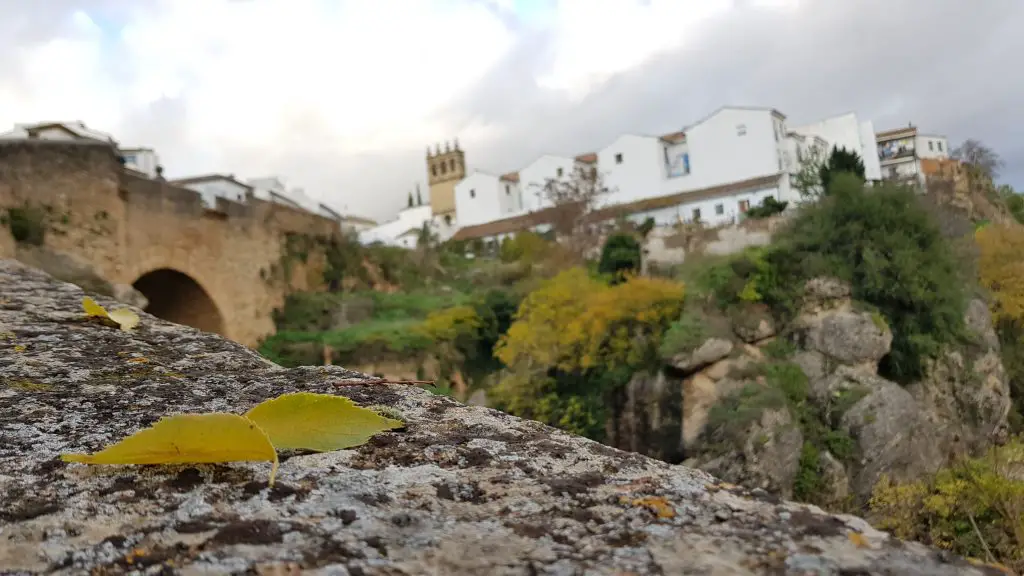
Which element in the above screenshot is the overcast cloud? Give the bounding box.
[0,0,1020,221]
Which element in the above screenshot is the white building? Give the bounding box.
[120,147,163,179]
[874,124,950,188]
[790,112,882,182]
[0,121,164,179]
[453,171,524,227]
[360,204,435,247]
[449,106,893,243]
[170,174,253,208]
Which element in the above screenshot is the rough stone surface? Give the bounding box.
[669,337,733,374]
[0,261,1008,575]
[800,310,893,369]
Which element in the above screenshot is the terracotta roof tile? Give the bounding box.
[659,131,687,144]
[500,172,520,183]
[575,153,598,164]
[450,174,781,241]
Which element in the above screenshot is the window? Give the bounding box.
[615,153,623,164]
[929,141,934,151]
[739,200,750,213]
[431,165,437,177]
[796,147,803,162]
[683,153,690,175]
[736,124,747,136]
[469,189,476,198]
[715,203,724,215]
[440,162,447,175]
[556,167,564,178]
[692,208,701,222]
[937,141,943,152]
[505,185,510,195]
[444,214,452,226]
[590,167,597,179]
[450,158,456,171]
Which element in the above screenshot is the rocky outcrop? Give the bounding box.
[617,276,1012,508]
[0,260,1006,575]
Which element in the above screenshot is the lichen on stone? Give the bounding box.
[0,259,1007,575]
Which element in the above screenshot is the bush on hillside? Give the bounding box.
[869,441,1024,573]
[499,231,549,264]
[745,196,788,219]
[819,146,866,192]
[597,233,642,282]
[701,174,967,383]
[492,268,685,439]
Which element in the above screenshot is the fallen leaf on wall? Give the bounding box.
[61,413,280,485]
[81,296,140,332]
[244,392,405,452]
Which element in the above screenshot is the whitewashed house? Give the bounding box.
[518,155,582,212]
[453,171,524,228]
[874,124,949,188]
[119,147,163,179]
[170,174,253,208]
[790,112,883,182]
[360,204,434,247]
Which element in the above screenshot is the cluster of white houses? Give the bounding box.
[361,106,952,247]
[1,109,953,250]
[0,121,379,235]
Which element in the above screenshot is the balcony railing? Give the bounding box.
[878,147,916,162]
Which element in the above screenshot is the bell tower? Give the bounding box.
[426,139,465,218]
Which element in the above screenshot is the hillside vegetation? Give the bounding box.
[258,143,1024,570]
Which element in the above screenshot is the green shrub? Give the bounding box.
[659,307,708,359]
[5,205,47,246]
[597,233,642,282]
[745,196,788,219]
[819,146,866,191]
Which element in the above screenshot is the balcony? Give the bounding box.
[878,147,916,163]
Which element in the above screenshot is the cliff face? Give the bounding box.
[609,276,1011,509]
[0,259,1009,575]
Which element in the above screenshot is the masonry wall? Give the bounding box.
[0,140,338,347]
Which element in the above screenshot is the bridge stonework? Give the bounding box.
[0,140,337,347]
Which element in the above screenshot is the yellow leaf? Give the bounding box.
[109,308,141,332]
[847,531,870,549]
[61,413,279,485]
[82,296,109,319]
[244,392,404,452]
[82,297,141,331]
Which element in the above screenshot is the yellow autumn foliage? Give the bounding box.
[418,305,482,343]
[495,268,686,373]
[869,439,1024,572]
[976,224,1024,323]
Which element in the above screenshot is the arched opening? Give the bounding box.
[133,268,226,336]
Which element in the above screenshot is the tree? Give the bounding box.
[818,146,866,192]
[598,233,642,282]
[407,192,414,208]
[792,142,827,199]
[535,165,615,261]
[952,139,1004,182]
[416,187,424,206]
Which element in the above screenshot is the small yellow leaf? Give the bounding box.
[82,296,109,319]
[847,531,870,549]
[244,392,404,452]
[13,345,25,352]
[82,297,140,331]
[61,413,279,485]
[108,308,141,332]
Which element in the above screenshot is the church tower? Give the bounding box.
[426,140,465,220]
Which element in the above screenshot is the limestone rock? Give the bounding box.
[608,371,683,463]
[817,450,852,511]
[698,407,804,499]
[0,259,997,575]
[670,337,733,374]
[802,276,851,313]
[801,310,892,369]
[731,304,776,343]
[840,378,943,501]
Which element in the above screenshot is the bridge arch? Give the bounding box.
[132,268,226,336]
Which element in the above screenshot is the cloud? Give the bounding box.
[0,0,1020,221]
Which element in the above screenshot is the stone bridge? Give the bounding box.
[0,140,337,347]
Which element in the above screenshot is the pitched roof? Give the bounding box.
[876,126,918,140]
[450,173,782,241]
[574,153,598,164]
[500,172,520,183]
[169,173,254,191]
[340,214,378,226]
[659,131,687,144]
[586,174,781,221]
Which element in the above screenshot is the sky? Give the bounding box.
[0,0,1020,222]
